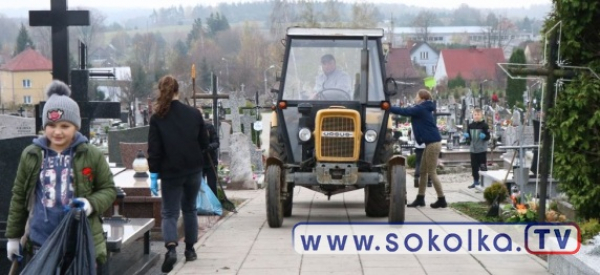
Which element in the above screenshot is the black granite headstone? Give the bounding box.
[0,136,37,274]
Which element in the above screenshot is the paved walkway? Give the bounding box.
[169,173,550,275]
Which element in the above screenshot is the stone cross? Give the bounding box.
[29,0,90,83]
[240,109,256,139]
[221,91,247,133]
[498,21,600,222]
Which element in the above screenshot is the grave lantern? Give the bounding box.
[132,150,149,178]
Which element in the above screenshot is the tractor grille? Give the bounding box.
[320,116,356,159]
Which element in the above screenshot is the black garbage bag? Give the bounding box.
[486,195,500,217]
[21,208,96,275]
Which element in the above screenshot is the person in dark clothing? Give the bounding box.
[147,75,209,273]
[203,121,220,196]
[464,108,491,188]
[390,89,447,209]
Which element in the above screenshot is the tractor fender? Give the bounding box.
[387,155,406,167]
[266,156,284,169]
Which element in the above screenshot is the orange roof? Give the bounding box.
[440,47,505,80]
[386,47,420,79]
[0,48,52,72]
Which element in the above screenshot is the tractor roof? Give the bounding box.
[286,27,384,38]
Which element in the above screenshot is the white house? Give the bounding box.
[408,42,439,76]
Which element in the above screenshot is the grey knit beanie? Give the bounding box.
[42,80,81,129]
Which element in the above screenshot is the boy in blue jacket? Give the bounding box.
[464,108,490,188]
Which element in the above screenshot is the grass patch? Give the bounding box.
[450,201,502,222]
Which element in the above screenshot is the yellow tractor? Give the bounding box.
[265,27,406,228]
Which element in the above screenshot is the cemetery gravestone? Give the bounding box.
[108,126,150,167]
[241,109,264,173]
[224,92,255,189]
[0,136,38,273]
[241,109,257,145]
[219,121,232,165]
[0,115,36,139]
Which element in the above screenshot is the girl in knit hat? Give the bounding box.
[5,80,116,269]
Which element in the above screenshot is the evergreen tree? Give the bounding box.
[175,39,188,56]
[200,58,211,90]
[14,23,34,56]
[186,18,203,48]
[546,0,600,220]
[448,74,466,89]
[206,12,230,37]
[505,49,527,108]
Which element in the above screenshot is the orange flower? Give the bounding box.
[516,204,528,215]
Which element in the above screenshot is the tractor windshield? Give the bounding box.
[282,38,384,102]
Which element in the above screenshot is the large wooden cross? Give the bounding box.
[498,21,600,222]
[29,0,90,83]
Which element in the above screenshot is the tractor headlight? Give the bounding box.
[299,127,312,141]
[365,130,378,143]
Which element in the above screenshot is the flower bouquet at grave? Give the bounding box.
[217,162,231,185]
[502,194,538,222]
[437,124,448,136]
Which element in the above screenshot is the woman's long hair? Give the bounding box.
[154,75,179,118]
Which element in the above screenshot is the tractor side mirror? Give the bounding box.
[385,77,398,96]
[270,88,279,94]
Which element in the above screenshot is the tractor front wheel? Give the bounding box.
[266,165,284,228]
[388,164,406,223]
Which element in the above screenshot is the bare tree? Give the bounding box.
[322,0,343,27]
[30,27,51,58]
[349,2,379,28]
[298,0,321,27]
[69,8,106,66]
[131,33,157,70]
[412,11,435,42]
[109,31,131,61]
[233,22,270,96]
[269,0,293,40]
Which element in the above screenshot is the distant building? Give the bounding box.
[523,41,543,64]
[434,47,506,86]
[89,66,132,102]
[0,48,52,107]
[407,42,440,76]
[389,26,534,47]
[384,44,423,103]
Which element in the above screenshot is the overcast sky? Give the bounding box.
[6,0,551,10]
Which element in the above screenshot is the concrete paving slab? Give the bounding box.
[363,267,426,275]
[241,254,301,269]
[170,175,550,275]
[237,268,299,275]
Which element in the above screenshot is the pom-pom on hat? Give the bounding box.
[42,80,81,129]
